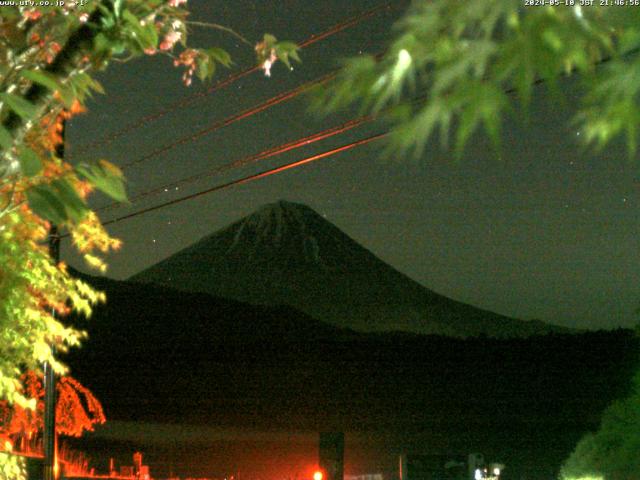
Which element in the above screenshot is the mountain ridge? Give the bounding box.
[130,200,568,338]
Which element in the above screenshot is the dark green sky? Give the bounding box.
[64,0,640,330]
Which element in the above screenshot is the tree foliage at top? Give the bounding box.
[317,1,640,157]
[317,3,640,477]
[0,0,298,423]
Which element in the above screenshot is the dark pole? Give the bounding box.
[319,432,344,480]
[42,344,57,480]
[44,118,64,480]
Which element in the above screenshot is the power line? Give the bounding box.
[60,31,640,239]
[69,2,395,158]
[95,132,386,231]
[96,114,373,213]
[119,46,386,171]
[99,116,373,212]
[120,71,336,170]
[296,2,393,49]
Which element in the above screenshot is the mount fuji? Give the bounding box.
[130,200,564,338]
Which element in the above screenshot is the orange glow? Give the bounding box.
[105,115,373,212]
[93,131,387,231]
[0,372,105,443]
[235,132,387,186]
[313,471,323,480]
[123,72,336,170]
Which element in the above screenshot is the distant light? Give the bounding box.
[493,467,500,476]
[313,471,323,480]
[474,469,482,480]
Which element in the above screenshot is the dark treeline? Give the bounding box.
[63,273,639,480]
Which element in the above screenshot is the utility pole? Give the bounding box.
[43,225,59,480]
[44,118,64,480]
[319,432,344,480]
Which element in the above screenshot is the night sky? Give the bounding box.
[63,0,640,330]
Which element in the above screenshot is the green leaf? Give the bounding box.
[68,73,104,104]
[0,93,37,119]
[121,9,159,51]
[289,49,301,63]
[26,185,68,224]
[196,57,210,82]
[0,126,12,150]
[76,160,127,202]
[139,22,159,50]
[263,34,277,46]
[73,72,105,95]
[89,78,105,95]
[57,85,76,108]
[113,0,124,19]
[98,4,116,29]
[274,42,301,70]
[206,47,231,67]
[121,9,139,27]
[94,32,112,53]
[18,148,43,177]
[21,70,61,93]
[196,56,214,82]
[24,69,78,107]
[51,179,89,222]
[276,41,300,59]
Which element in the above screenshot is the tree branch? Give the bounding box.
[186,21,252,47]
[1,4,111,137]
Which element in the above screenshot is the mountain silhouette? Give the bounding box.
[130,200,564,337]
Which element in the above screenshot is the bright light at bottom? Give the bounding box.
[313,471,323,480]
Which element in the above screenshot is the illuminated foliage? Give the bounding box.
[55,376,105,437]
[317,3,640,476]
[0,1,298,401]
[0,5,298,480]
[0,453,25,480]
[0,371,105,444]
[0,0,297,479]
[317,2,640,157]
[560,370,640,479]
